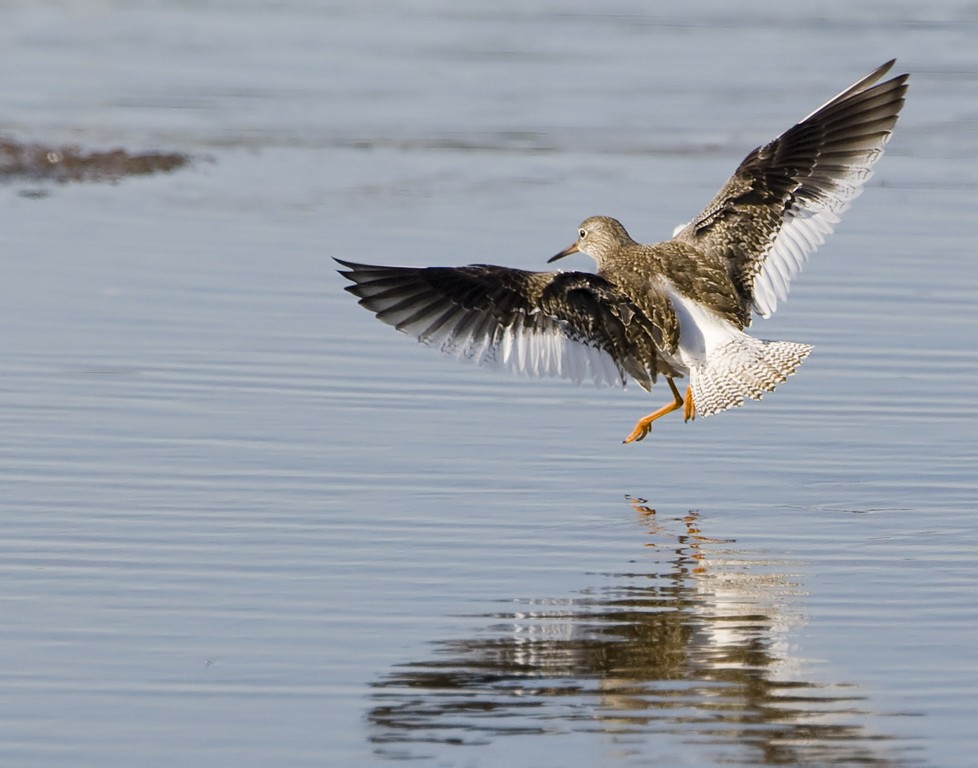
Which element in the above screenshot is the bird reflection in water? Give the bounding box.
[368,501,917,766]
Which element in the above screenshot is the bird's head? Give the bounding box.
[548,215,634,270]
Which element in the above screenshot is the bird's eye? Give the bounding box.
[578,228,587,239]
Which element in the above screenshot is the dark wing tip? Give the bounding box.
[333,257,361,271]
[796,59,908,125]
[870,58,897,82]
[849,59,901,92]
[335,257,386,276]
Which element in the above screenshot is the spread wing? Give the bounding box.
[674,60,909,319]
[336,259,678,391]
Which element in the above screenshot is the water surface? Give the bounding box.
[1,2,977,767]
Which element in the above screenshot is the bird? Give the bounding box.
[337,60,908,444]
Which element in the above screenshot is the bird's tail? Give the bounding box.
[690,336,812,417]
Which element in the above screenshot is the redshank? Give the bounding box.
[337,61,908,443]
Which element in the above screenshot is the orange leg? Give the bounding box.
[683,385,696,422]
[623,377,685,444]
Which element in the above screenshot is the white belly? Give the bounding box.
[662,281,742,370]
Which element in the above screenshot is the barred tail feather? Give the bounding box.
[690,337,812,417]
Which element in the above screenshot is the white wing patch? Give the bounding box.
[752,153,885,319]
[382,302,628,389]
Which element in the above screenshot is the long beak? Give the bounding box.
[548,241,579,264]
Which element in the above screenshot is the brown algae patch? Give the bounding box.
[0,137,190,184]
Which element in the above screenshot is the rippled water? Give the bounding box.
[2,2,977,767]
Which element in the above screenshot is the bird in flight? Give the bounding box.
[338,61,908,443]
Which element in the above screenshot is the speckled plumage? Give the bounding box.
[337,61,908,441]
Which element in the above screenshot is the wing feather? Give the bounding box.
[336,260,676,391]
[675,60,908,318]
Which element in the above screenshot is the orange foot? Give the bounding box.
[623,378,686,444]
[623,419,655,444]
[683,385,696,422]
